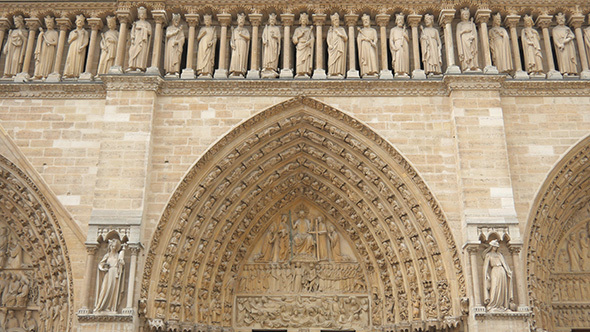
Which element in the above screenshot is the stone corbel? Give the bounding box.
[568,14,590,79]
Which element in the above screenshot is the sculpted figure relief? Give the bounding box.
[327,13,347,78]
[196,14,217,78]
[94,238,126,313]
[456,8,479,71]
[261,13,281,78]
[63,15,89,78]
[164,13,185,77]
[521,15,543,75]
[3,15,27,78]
[420,14,442,75]
[293,13,314,78]
[292,207,315,259]
[389,13,410,77]
[128,6,152,72]
[357,14,378,78]
[33,16,58,79]
[97,16,119,75]
[229,13,250,78]
[23,310,37,332]
[0,226,7,267]
[553,13,577,75]
[585,15,590,68]
[488,13,513,73]
[483,240,513,312]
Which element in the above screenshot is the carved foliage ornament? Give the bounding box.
[140,97,465,331]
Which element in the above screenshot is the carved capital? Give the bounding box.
[56,17,72,31]
[568,14,585,29]
[24,18,41,31]
[248,13,263,27]
[0,18,10,31]
[86,243,99,255]
[438,9,456,26]
[116,10,132,25]
[504,15,521,29]
[535,14,553,29]
[217,13,232,26]
[312,13,327,25]
[508,243,522,255]
[185,14,199,27]
[407,14,422,27]
[152,10,168,26]
[87,17,104,31]
[129,244,143,255]
[280,13,295,26]
[464,243,481,254]
[475,9,491,24]
[344,13,358,27]
[375,14,390,27]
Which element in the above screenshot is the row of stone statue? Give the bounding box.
[551,276,590,302]
[0,272,32,308]
[556,225,590,272]
[4,8,590,81]
[0,226,25,270]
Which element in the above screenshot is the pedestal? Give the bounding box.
[411,69,426,79]
[547,70,563,80]
[108,66,124,75]
[46,72,62,82]
[379,69,393,79]
[312,69,327,79]
[181,68,195,79]
[445,65,461,74]
[246,69,260,79]
[79,72,94,81]
[279,68,293,79]
[146,66,161,75]
[213,69,228,79]
[513,70,529,80]
[13,72,30,83]
[483,65,499,74]
[346,69,360,79]
[580,70,590,80]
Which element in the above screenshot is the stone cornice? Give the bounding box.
[1,76,590,98]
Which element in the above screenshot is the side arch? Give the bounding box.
[140,97,466,331]
[0,154,74,331]
[524,134,590,331]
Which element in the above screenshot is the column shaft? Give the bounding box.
[149,12,167,73]
[247,13,262,79]
[574,27,589,71]
[21,20,40,75]
[312,14,326,79]
[52,20,70,75]
[439,10,460,74]
[214,13,231,78]
[345,14,358,78]
[125,249,139,310]
[541,27,555,71]
[508,25,523,71]
[470,250,482,306]
[279,13,294,79]
[186,24,196,69]
[114,19,129,71]
[379,24,388,71]
[511,249,527,308]
[82,246,98,310]
[181,14,199,79]
[84,24,100,73]
[479,21,492,67]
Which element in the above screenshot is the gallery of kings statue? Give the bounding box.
[0,0,589,331]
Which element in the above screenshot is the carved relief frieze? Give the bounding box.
[0,155,73,331]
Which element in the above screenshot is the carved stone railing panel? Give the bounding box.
[139,97,466,332]
[2,2,590,82]
[0,155,73,331]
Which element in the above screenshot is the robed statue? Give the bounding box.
[94,238,126,313]
[483,240,514,312]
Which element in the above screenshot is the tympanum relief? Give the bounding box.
[0,223,40,332]
[236,204,370,330]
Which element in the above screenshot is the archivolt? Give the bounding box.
[0,155,74,331]
[524,135,590,331]
[140,97,466,330]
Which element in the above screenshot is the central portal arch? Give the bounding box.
[140,97,466,332]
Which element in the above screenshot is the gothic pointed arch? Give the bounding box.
[140,97,466,331]
[0,154,74,331]
[524,135,590,331]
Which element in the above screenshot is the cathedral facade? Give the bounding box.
[0,1,589,332]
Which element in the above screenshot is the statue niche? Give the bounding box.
[237,204,369,331]
[92,233,128,314]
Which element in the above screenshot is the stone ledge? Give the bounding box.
[1,75,590,98]
[77,313,134,322]
[474,310,532,320]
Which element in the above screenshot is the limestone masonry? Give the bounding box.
[0,1,589,332]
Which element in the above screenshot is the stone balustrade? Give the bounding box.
[2,5,590,82]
